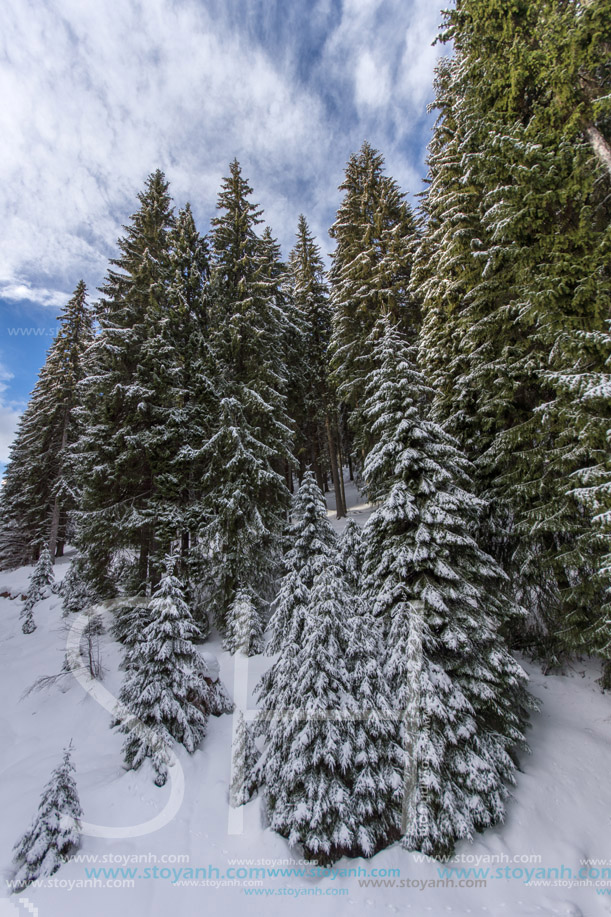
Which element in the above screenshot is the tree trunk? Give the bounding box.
[138,525,150,593]
[336,421,348,514]
[181,530,190,558]
[149,528,161,591]
[313,457,324,492]
[48,497,61,563]
[285,461,294,495]
[326,416,345,519]
[56,507,68,557]
[311,437,324,492]
[48,407,70,562]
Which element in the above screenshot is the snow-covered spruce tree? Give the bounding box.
[344,595,403,856]
[339,518,364,592]
[206,673,234,717]
[201,160,293,631]
[198,395,286,639]
[223,588,264,656]
[116,601,231,710]
[383,598,480,855]
[283,471,338,581]
[0,281,93,569]
[145,203,217,580]
[256,564,360,865]
[413,59,544,638]
[266,471,338,652]
[266,568,310,657]
[20,547,56,634]
[258,225,306,494]
[415,2,611,659]
[20,603,36,635]
[440,0,611,181]
[61,555,95,616]
[470,124,610,658]
[230,712,258,807]
[12,744,82,892]
[287,215,334,489]
[74,171,175,596]
[328,141,419,457]
[361,323,531,859]
[115,562,209,786]
[551,323,611,687]
[111,599,152,651]
[258,472,404,860]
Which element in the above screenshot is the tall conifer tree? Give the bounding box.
[552,324,611,685]
[201,160,293,631]
[416,0,611,657]
[75,171,175,594]
[255,564,356,864]
[288,216,334,490]
[329,142,419,458]
[146,203,216,572]
[361,323,531,858]
[0,281,92,568]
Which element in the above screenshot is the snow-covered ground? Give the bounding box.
[1,477,610,917]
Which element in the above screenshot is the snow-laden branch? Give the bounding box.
[587,125,611,178]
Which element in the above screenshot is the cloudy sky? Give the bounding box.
[0,0,446,470]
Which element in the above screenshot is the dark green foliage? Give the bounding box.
[0,282,92,569]
[75,170,176,595]
[287,216,333,485]
[416,0,611,662]
[201,160,293,631]
[552,324,611,685]
[361,324,531,858]
[147,203,216,565]
[329,141,420,456]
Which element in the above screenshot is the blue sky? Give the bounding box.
[0,0,447,471]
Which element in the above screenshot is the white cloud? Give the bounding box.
[0,0,444,304]
[0,406,21,466]
[320,0,445,189]
[0,0,334,297]
[0,365,22,465]
[0,283,70,309]
[397,1,446,113]
[354,50,391,110]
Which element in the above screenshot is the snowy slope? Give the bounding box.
[1,480,611,917]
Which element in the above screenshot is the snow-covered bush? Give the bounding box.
[223,588,264,656]
[12,744,82,891]
[20,547,56,634]
[230,712,258,807]
[115,561,220,785]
